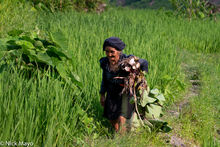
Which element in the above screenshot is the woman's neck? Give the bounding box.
[108,53,122,72]
[109,63,119,72]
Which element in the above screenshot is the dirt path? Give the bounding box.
[163,63,201,147]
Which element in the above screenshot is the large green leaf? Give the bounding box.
[58,47,71,59]
[23,31,38,40]
[130,112,143,130]
[8,29,23,37]
[36,53,53,66]
[1,29,81,91]
[148,119,167,127]
[148,119,172,133]
[34,40,44,49]
[140,89,156,107]
[47,46,70,59]
[21,47,37,63]
[49,31,67,48]
[68,71,82,88]
[51,57,61,66]
[49,31,71,59]
[150,89,160,96]
[146,104,162,119]
[56,63,68,79]
[16,40,35,50]
[8,49,22,57]
[20,35,35,44]
[22,48,37,59]
[156,94,165,101]
[161,125,172,133]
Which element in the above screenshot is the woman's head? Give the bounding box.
[103,37,125,65]
[104,46,121,65]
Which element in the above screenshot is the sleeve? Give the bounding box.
[139,58,148,73]
[99,57,107,70]
[99,57,107,94]
[100,71,107,94]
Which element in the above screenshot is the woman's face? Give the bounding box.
[105,46,121,65]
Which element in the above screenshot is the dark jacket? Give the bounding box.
[99,53,148,120]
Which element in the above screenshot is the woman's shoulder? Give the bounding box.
[120,53,133,59]
[139,58,148,73]
[99,57,108,69]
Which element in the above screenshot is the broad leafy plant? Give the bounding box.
[169,0,218,19]
[29,0,105,12]
[132,88,172,132]
[0,29,82,88]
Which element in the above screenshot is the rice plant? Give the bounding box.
[0,1,220,146]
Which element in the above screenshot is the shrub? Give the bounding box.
[29,0,106,12]
[169,0,218,19]
[0,29,82,88]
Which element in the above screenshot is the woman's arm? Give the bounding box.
[99,57,108,107]
[100,93,105,107]
[100,75,106,107]
[100,72,107,94]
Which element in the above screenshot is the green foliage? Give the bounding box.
[126,0,172,9]
[140,89,164,118]
[1,2,220,145]
[0,0,37,37]
[29,0,105,12]
[133,87,172,133]
[0,69,95,146]
[148,119,172,132]
[167,51,220,147]
[169,0,217,18]
[126,0,141,5]
[0,29,81,88]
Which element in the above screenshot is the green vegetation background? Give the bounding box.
[0,0,219,146]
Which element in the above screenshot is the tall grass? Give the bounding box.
[0,0,36,37]
[0,2,220,145]
[0,67,90,146]
[166,51,220,147]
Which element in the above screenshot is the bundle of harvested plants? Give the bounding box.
[116,56,171,132]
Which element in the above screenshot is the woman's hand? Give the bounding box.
[100,94,105,107]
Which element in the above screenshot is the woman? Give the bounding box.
[99,37,148,133]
